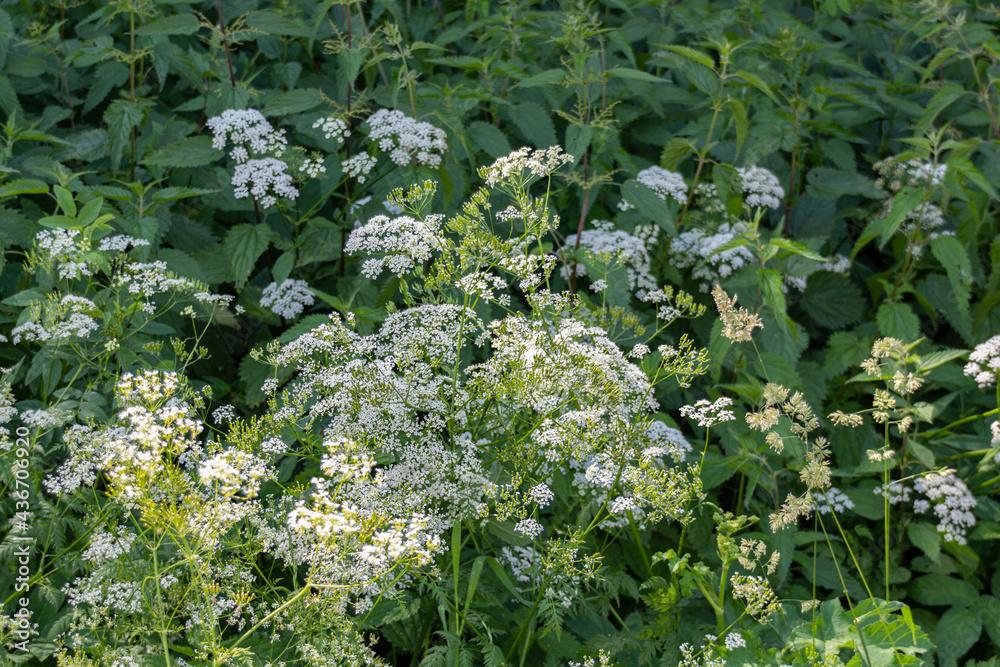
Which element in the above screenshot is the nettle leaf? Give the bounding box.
[0,74,21,117]
[908,574,979,607]
[907,522,941,561]
[0,179,48,198]
[133,13,200,36]
[503,101,557,150]
[978,594,1000,649]
[223,224,276,288]
[805,166,879,199]
[801,272,865,329]
[263,88,323,117]
[144,135,224,168]
[607,66,664,83]
[660,137,693,170]
[245,11,314,38]
[876,301,920,342]
[103,99,148,170]
[936,605,982,667]
[515,68,565,88]
[621,179,674,234]
[84,61,129,114]
[931,234,972,331]
[467,120,510,158]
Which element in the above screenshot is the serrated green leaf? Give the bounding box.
[770,237,826,261]
[263,88,323,116]
[607,66,663,83]
[909,574,979,607]
[949,155,998,199]
[133,13,200,36]
[515,68,565,88]
[728,98,748,151]
[661,45,715,69]
[144,135,224,168]
[660,137,692,170]
[937,605,981,667]
[467,120,510,159]
[907,522,941,561]
[876,301,919,342]
[801,272,865,329]
[151,187,217,202]
[806,166,880,200]
[0,74,22,117]
[223,224,275,289]
[245,11,314,37]
[621,178,674,234]
[732,70,778,103]
[503,101,557,149]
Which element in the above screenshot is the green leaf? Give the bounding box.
[152,187,217,202]
[0,74,22,117]
[565,124,592,165]
[133,13,200,36]
[907,522,941,561]
[760,269,787,320]
[915,84,965,136]
[823,331,869,378]
[660,137,692,170]
[144,136,224,168]
[805,166,880,200]
[770,237,826,261]
[732,70,778,103]
[245,11,314,38]
[515,68,565,88]
[801,272,865,329]
[621,178,674,234]
[607,66,663,83]
[727,98,748,151]
[931,234,972,332]
[936,605,981,667]
[917,348,967,371]
[978,594,1000,649]
[467,120,510,159]
[0,179,49,198]
[76,196,104,227]
[263,88,323,117]
[876,301,919,342]
[53,185,76,217]
[272,250,295,285]
[661,45,715,69]
[223,224,275,289]
[103,99,146,170]
[908,574,979,607]
[503,101,557,149]
[949,155,999,199]
[84,61,129,114]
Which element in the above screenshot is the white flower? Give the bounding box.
[811,486,854,515]
[724,631,746,650]
[231,158,299,209]
[312,115,350,144]
[737,165,784,209]
[346,214,446,279]
[965,335,1000,388]
[366,109,448,168]
[679,397,735,428]
[343,154,378,183]
[514,518,544,538]
[637,165,688,204]
[913,471,977,544]
[564,220,658,299]
[665,220,755,292]
[98,235,150,253]
[260,279,315,320]
[206,109,287,161]
[528,483,554,507]
[479,146,574,187]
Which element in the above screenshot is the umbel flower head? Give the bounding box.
[207,108,299,208]
[366,108,448,168]
[965,334,1000,388]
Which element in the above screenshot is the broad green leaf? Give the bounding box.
[875,302,919,342]
[978,594,1000,649]
[467,121,511,158]
[565,124,592,165]
[728,98,748,151]
[936,605,981,667]
[263,88,323,116]
[272,250,295,285]
[53,185,76,217]
[770,237,826,261]
[661,45,715,69]
[515,68,565,88]
[760,269,787,320]
[245,11,314,37]
[0,74,22,116]
[503,101,557,149]
[806,166,880,200]
[223,224,275,289]
[660,137,693,170]
[907,522,941,561]
[152,187,217,202]
[621,178,674,234]
[908,574,978,607]
[133,13,200,36]
[949,155,998,199]
[103,99,147,170]
[607,66,663,83]
[801,272,865,329]
[144,136,224,168]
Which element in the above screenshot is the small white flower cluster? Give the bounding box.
[34,229,91,280]
[207,109,299,208]
[568,649,614,667]
[366,108,448,168]
[811,486,854,515]
[643,420,692,463]
[206,109,287,161]
[98,235,150,253]
[816,255,851,274]
[198,449,272,497]
[456,271,511,307]
[260,279,315,320]
[514,517,544,538]
[81,526,135,564]
[678,639,726,667]
[964,335,1000,388]
[666,220,755,292]
[636,165,688,205]
[20,407,74,429]
[991,420,1000,445]
[345,213,446,279]
[479,146,574,187]
[874,480,912,504]
[737,165,784,209]
[564,221,658,299]
[11,295,101,345]
[724,632,746,650]
[313,115,350,145]
[912,471,977,544]
[232,157,299,209]
[680,397,735,428]
[874,157,948,191]
[342,153,378,183]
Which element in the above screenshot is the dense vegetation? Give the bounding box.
[1,0,999,665]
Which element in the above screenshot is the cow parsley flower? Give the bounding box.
[680,397,735,428]
[479,146,574,187]
[811,486,854,514]
[345,213,446,279]
[342,153,378,183]
[313,115,350,145]
[564,221,658,299]
[635,165,688,205]
[260,279,315,320]
[206,109,287,161]
[231,157,299,209]
[724,632,746,650]
[666,220,755,292]
[912,471,977,544]
[737,165,784,209]
[965,335,1000,388]
[366,109,448,168]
